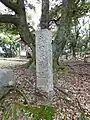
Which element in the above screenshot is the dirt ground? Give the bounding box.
[0,58,90,119]
[0,58,28,67]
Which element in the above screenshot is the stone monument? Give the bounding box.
[36,29,53,97]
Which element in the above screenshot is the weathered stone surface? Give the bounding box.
[36,29,53,94]
[0,69,15,88]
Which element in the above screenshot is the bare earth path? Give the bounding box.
[0,58,28,68]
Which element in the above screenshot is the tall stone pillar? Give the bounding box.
[36,29,53,97]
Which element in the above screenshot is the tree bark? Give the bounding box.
[40,0,49,29]
[0,15,20,26]
[53,0,74,62]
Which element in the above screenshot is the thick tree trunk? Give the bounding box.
[72,47,76,58]
[18,15,35,60]
[53,0,74,63]
[40,0,49,29]
[17,0,35,62]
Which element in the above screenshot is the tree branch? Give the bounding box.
[0,0,19,14]
[18,0,25,9]
[0,14,20,26]
[49,16,61,26]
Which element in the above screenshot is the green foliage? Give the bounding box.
[49,4,61,22]
[0,33,19,44]
[78,112,90,120]
[1,84,55,120]
[53,59,71,73]
[59,64,71,73]
[49,0,90,24]
[0,23,18,35]
[72,0,90,20]
[0,23,20,57]
[2,103,55,120]
[1,84,90,120]
[0,23,19,46]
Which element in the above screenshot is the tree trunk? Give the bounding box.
[40,0,49,29]
[53,0,74,63]
[72,47,76,58]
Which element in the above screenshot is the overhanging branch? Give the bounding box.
[0,15,20,26]
[0,0,19,14]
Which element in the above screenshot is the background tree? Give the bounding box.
[52,0,73,63]
[49,0,90,62]
[0,0,35,56]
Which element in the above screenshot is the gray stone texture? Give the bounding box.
[0,69,15,87]
[36,29,53,93]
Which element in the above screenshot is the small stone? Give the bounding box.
[0,68,15,87]
[9,80,15,86]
